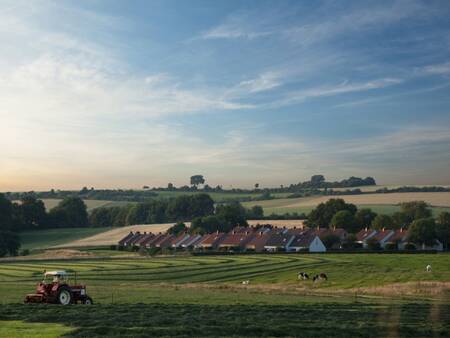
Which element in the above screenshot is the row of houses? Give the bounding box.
[119,226,330,252]
[356,227,443,251]
[118,225,444,253]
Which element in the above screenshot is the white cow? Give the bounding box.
[426,265,432,272]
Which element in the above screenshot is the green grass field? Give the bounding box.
[0,254,449,337]
[39,199,133,211]
[19,227,111,250]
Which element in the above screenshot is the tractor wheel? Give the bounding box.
[83,296,93,305]
[57,287,73,305]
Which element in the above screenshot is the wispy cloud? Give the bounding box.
[423,61,450,75]
[273,78,403,107]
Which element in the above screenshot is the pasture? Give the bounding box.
[243,192,450,216]
[0,254,449,337]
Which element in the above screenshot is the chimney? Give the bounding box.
[365,227,368,232]
[400,228,403,233]
[216,230,219,234]
[382,227,385,232]
[333,226,336,231]
[232,230,235,234]
[293,226,297,229]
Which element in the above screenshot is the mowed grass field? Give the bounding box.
[19,227,111,250]
[243,192,450,216]
[0,254,449,337]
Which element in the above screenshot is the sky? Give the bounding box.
[1,0,450,191]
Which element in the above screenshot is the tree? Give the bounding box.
[190,215,222,234]
[254,183,259,189]
[391,211,410,229]
[0,194,13,231]
[0,231,21,257]
[400,201,432,223]
[15,196,47,230]
[320,234,340,249]
[246,205,264,219]
[330,210,357,233]
[371,214,393,230]
[408,218,436,247]
[167,183,174,190]
[436,212,450,250]
[310,175,325,187]
[190,175,205,188]
[355,208,377,229]
[48,197,88,227]
[307,198,357,228]
[168,222,187,235]
[216,202,248,231]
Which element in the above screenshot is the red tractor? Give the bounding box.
[25,270,93,305]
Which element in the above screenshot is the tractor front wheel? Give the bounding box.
[57,287,73,305]
[83,296,93,305]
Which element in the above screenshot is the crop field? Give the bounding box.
[20,227,111,251]
[0,254,449,337]
[37,199,133,211]
[243,192,450,216]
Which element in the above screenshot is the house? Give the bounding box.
[118,231,137,247]
[264,232,294,252]
[193,234,212,249]
[218,230,255,250]
[196,232,227,250]
[153,234,175,249]
[356,228,377,248]
[134,232,155,247]
[142,233,165,248]
[169,233,191,248]
[387,228,409,249]
[181,234,203,249]
[125,232,145,247]
[288,231,326,252]
[311,227,347,249]
[372,229,394,248]
[245,230,272,252]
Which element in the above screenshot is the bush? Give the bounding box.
[404,242,417,250]
[138,246,148,256]
[366,238,381,251]
[117,245,124,251]
[20,249,30,256]
[384,242,398,250]
[110,245,117,251]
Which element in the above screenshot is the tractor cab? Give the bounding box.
[25,270,93,305]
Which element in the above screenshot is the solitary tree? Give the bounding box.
[190,175,205,188]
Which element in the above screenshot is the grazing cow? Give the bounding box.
[426,265,432,272]
[313,273,328,282]
[242,280,250,285]
[298,272,309,280]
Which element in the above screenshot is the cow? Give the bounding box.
[298,272,309,280]
[313,273,328,282]
[426,265,432,272]
[242,280,250,285]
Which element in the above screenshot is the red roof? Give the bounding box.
[246,231,271,248]
[197,232,226,247]
[219,231,254,247]
[373,229,394,242]
[135,233,155,246]
[265,232,293,247]
[389,229,409,242]
[356,229,377,241]
[290,233,316,248]
[118,232,136,246]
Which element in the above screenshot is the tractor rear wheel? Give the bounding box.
[57,287,73,305]
[83,296,93,305]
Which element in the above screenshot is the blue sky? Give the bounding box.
[1,0,450,191]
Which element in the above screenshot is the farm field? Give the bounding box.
[20,227,111,251]
[36,199,133,211]
[0,254,449,337]
[243,192,450,216]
